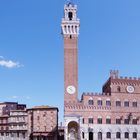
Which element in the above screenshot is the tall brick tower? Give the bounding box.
[61,2,80,104]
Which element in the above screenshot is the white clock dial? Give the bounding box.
[66,85,76,94]
[127,86,134,93]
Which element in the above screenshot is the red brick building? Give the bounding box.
[61,2,140,140]
[0,103,59,140]
[27,106,59,140]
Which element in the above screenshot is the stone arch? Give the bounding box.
[68,121,79,140]
[98,132,102,140]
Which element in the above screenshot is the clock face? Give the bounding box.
[126,86,134,93]
[66,85,76,94]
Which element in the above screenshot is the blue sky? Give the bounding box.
[0,0,140,123]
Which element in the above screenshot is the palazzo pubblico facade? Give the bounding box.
[61,2,140,140]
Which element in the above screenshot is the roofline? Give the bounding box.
[27,107,59,111]
[0,102,18,105]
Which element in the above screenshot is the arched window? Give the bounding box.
[88,99,94,105]
[82,118,85,124]
[124,118,129,124]
[132,118,137,124]
[117,86,121,92]
[106,99,111,106]
[82,132,85,139]
[88,118,93,124]
[125,132,129,138]
[133,101,137,107]
[98,132,102,140]
[89,132,93,140]
[106,132,111,138]
[68,12,73,20]
[124,100,129,107]
[133,132,137,138]
[106,116,111,124]
[98,99,102,106]
[116,117,121,124]
[97,116,102,124]
[116,100,121,107]
[116,132,121,138]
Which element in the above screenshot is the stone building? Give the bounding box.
[27,106,59,140]
[8,110,28,139]
[0,102,26,138]
[0,115,9,137]
[61,2,140,140]
[0,103,59,140]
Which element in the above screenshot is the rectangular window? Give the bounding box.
[98,100,102,106]
[88,100,94,105]
[106,118,111,124]
[98,118,102,124]
[133,102,137,107]
[116,132,121,138]
[106,101,111,106]
[125,132,129,138]
[82,132,85,139]
[132,119,137,125]
[124,119,129,124]
[37,116,40,120]
[22,133,25,138]
[82,118,85,124]
[106,132,111,138]
[88,118,93,124]
[124,101,129,107]
[116,101,121,107]
[116,119,121,124]
[133,132,137,138]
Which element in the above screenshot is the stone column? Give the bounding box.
[137,133,140,140]
[111,132,116,140]
[121,133,124,140]
[129,132,132,140]
[94,132,98,140]
[85,132,88,140]
[65,127,68,140]
[102,132,106,140]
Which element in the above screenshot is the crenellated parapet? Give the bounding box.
[61,2,80,37]
[82,92,109,96]
[103,70,140,94]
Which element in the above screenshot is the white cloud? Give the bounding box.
[25,96,31,100]
[8,95,31,101]
[0,56,23,68]
[11,96,18,99]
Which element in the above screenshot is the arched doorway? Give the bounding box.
[68,121,79,140]
[89,132,93,140]
[98,132,102,140]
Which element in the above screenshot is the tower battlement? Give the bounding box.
[61,2,80,37]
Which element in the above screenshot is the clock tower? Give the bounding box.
[61,2,80,103]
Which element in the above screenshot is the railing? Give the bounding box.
[0,136,29,140]
[9,126,28,130]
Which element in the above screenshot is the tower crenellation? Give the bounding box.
[61,3,80,37]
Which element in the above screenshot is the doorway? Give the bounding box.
[89,132,93,140]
